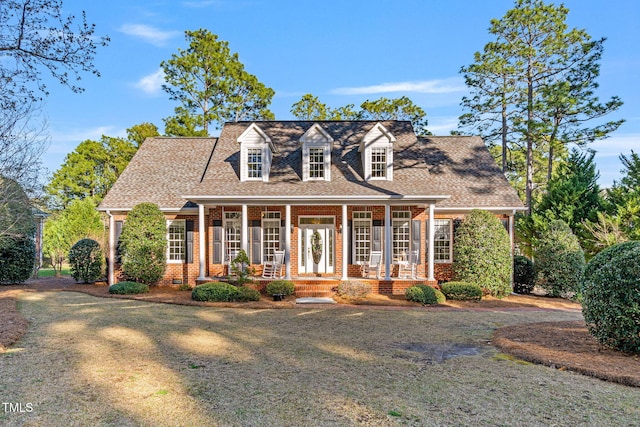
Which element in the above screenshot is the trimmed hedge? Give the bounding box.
[441,282,482,301]
[192,282,240,302]
[237,286,261,302]
[581,241,640,354]
[265,280,295,296]
[453,209,512,298]
[69,238,103,283]
[405,284,442,305]
[513,255,536,294]
[109,281,149,294]
[534,220,585,298]
[0,236,36,285]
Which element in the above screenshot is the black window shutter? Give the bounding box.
[115,221,123,263]
[347,220,352,264]
[372,222,383,253]
[213,221,223,264]
[186,220,194,264]
[412,219,421,262]
[251,220,261,264]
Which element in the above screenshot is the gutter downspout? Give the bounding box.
[106,210,115,287]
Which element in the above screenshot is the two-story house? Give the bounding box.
[98,120,525,294]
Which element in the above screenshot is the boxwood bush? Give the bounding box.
[534,220,585,298]
[405,284,441,305]
[68,238,103,283]
[109,281,149,294]
[265,280,295,296]
[192,282,240,302]
[237,286,261,302]
[0,236,35,285]
[441,281,483,301]
[453,209,512,298]
[581,241,640,354]
[513,255,536,294]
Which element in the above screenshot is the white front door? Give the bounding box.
[299,224,334,274]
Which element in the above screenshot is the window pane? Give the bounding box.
[434,219,451,262]
[247,148,262,178]
[371,148,386,178]
[167,221,185,262]
[392,211,410,260]
[263,218,280,261]
[309,147,324,178]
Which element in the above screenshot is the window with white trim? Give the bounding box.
[371,148,387,178]
[262,212,280,262]
[167,220,185,263]
[434,219,452,262]
[352,211,371,263]
[308,147,324,179]
[392,211,410,260]
[224,212,241,257]
[247,148,263,179]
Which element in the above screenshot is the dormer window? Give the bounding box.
[247,148,263,179]
[360,122,395,181]
[300,123,332,181]
[238,123,274,182]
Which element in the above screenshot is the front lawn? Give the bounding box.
[1,291,638,426]
[37,267,70,278]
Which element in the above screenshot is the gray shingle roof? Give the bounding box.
[99,120,524,211]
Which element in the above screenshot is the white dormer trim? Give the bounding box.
[300,123,333,182]
[360,122,395,181]
[238,123,274,182]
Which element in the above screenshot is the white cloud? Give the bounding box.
[331,78,466,96]
[134,69,165,95]
[182,0,223,7]
[118,24,180,47]
[588,133,640,158]
[426,116,460,135]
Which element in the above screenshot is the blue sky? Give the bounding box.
[42,0,640,187]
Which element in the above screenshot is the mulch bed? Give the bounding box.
[2,277,639,387]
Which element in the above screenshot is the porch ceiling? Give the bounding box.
[182,194,451,206]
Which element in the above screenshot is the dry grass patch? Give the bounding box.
[1,291,639,426]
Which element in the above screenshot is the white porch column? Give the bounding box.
[341,204,348,280]
[285,204,292,279]
[427,203,435,282]
[197,204,206,280]
[107,211,115,286]
[241,204,248,254]
[384,204,391,280]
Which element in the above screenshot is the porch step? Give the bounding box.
[294,283,337,298]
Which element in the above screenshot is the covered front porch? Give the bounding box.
[185,194,455,289]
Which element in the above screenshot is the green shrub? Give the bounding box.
[336,281,372,298]
[229,249,254,286]
[109,281,149,294]
[178,283,192,291]
[192,282,240,302]
[119,203,167,285]
[405,284,440,305]
[405,286,425,303]
[453,209,513,298]
[534,220,585,297]
[265,280,295,296]
[0,236,35,285]
[237,286,261,302]
[513,255,536,294]
[581,241,640,354]
[434,288,446,304]
[68,238,103,283]
[441,282,483,301]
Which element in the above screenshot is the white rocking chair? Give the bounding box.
[362,250,382,279]
[398,250,418,279]
[262,250,285,279]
